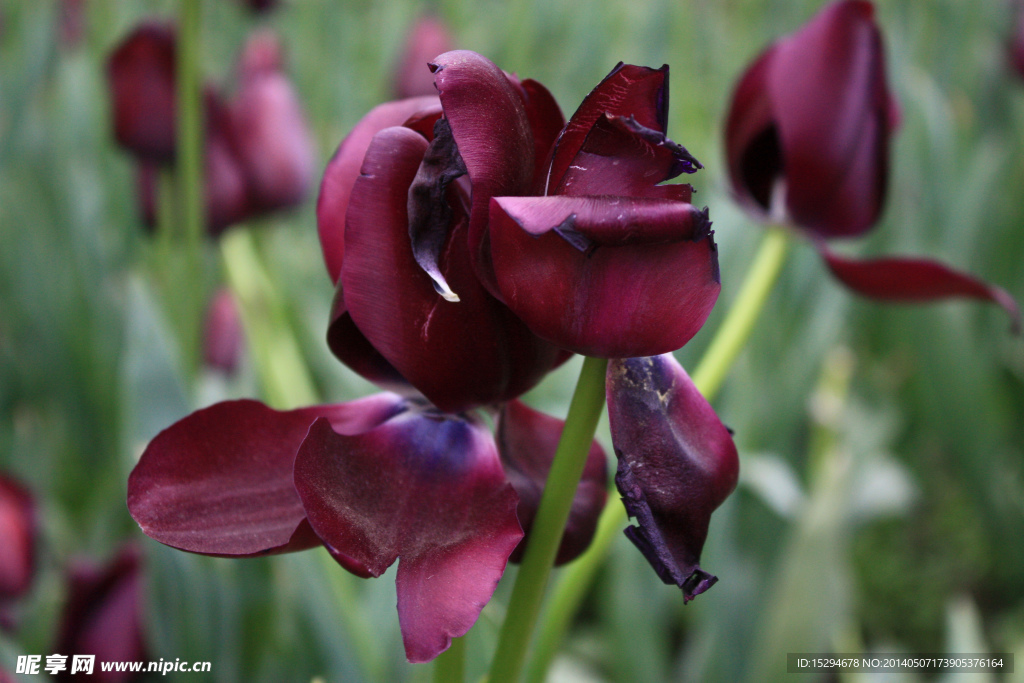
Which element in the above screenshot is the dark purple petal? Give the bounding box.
[326,283,410,392]
[0,475,35,603]
[489,195,720,357]
[393,16,454,99]
[342,126,564,411]
[818,244,1022,333]
[770,0,892,237]
[128,397,405,556]
[607,355,739,602]
[293,413,522,663]
[429,50,536,288]
[54,545,146,683]
[724,45,781,217]
[515,78,566,192]
[553,114,699,198]
[496,400,607,565]
[317,96,440,282]
[204,91,251,235]
[230,30,315,215]
[545,63,669,193]
[107,23,177,164]
[202,288,244,376]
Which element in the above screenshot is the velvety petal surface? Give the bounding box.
[342,126,563,411]
[496,400,607,565]
[770,0,891,237]
[515,78,566,191]
[327,283,410,392]
[545,63,669,193]
[230,30,315,215]
[553,114,699,198]
[54,546,146,683]
[819,244,1022,333]
[0,475,35,602]
[607,355,739,602]
[107,23,177,163]
[489,195,720,357]
[128,396,405,556]
[317,95,440,282]
[293,413,522,663]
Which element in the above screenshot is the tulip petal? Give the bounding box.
[496,400,607,565]
[0,476,35,602]
[546,63,669,193]
[127,397,405,556]
[107,23,177,163]
[317,96,440,282]
[293,413,522,663]
[516,78,566,191]
[343,126,564,411]
[770,0,891,237]
[607,355,739,602]
[429,51,536,288]
[489,195,720,356]
[554,114,699,198]
[818,244,1022,333]
[326,283,410,392]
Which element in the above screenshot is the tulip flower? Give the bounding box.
[0,474,35,629]
[1010,2,1024,80]
[108,24,315,235]
[54,545,146,682]
[606,354,739,602]
[202,288,244,375]
[725,0,1020,330]
[393,16,454,99]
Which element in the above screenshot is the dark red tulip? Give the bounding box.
[496,400,607,565]
[128,395,523,662]
[436,56,721,357]
[725,0,1020,330]
[107,23,177,164]
[54,545,146,682]
[606,355,739,602]
[202,288,244,375]
[393,16,454,99]
[0,474,35,628]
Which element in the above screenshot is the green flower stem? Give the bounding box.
[433,635,465,683]
[488,356,609,683]
[177,0,203,249]
[220,229,318,409]
[523,225,793,683]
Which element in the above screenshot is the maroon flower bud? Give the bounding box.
[54,545,146,682]
[0,474,35,628]
[202,288,244,375]
[496,400,607,565]
[238,0,279,14]
[393,16,454,99]
[606,355,738,602]
[1010,3,1024,80]
[725,0,1019,330]
[106,23,177,164]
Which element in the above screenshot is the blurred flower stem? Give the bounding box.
[488,356,609,683]
[177,0,203,252]
[433,635,465,683]
[523,225,793,683]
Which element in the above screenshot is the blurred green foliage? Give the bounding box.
[1,0,1023,681]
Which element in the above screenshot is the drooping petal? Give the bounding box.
[106,23,177,163]
[342,126,563,411]
[393,15,454,99]
[317,95,440,282]
[54,546,146,683]
[496,400,607,565]
[293,412,522,663]
[127,396,406,556]
[553,114,699,198]
[230,30,316,215]
[818,244,1022,333]
[770,0,891,237]
[489,195,720,357]
[0,475,35,604]
[546,63,669,193]
[429,50,536,288]
[607,355,739,602]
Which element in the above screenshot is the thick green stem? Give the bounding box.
[220,229,318,409]
[177,0,203,249]
[488,356,609,683]
[523,226,792,682]
[433,635,465,683]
